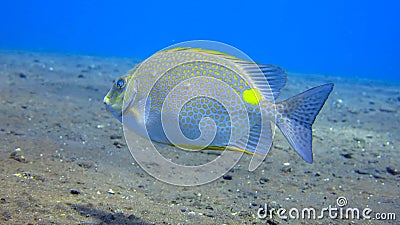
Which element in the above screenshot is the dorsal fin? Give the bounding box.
[237,62,287,100]
[159,47,243,61]
[158,47,287,100]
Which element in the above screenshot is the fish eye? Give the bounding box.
[116,78,125,89]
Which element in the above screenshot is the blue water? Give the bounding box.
[1,0,399,80]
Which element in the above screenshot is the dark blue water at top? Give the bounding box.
[0,0,399,80]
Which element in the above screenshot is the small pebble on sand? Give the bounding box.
[19,73,27,78]
[341,153,354,159]
[70,189,80,195]
[222,174,233,180]
[386,167,399,176]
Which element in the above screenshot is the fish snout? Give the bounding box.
[103,96,111,105]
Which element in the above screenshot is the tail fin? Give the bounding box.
[277,83,334,163]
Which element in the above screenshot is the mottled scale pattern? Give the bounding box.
[144,59,263,147]
[130,50,254,99]
[179,97,231,145]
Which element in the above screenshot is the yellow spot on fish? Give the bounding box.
[243,88,262,105]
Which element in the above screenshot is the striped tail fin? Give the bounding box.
[277,83,334,163]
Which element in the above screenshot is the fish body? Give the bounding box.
[104,47,333,163]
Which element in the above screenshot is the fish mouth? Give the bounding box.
[103,97,111,105]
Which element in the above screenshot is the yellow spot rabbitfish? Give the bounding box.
[104,47,333,163]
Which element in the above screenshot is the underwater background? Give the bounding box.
[0,1,399,224]
[1,0,399,80]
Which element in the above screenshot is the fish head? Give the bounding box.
[103,74,137,122]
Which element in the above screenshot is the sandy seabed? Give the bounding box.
[0,50,399,224]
